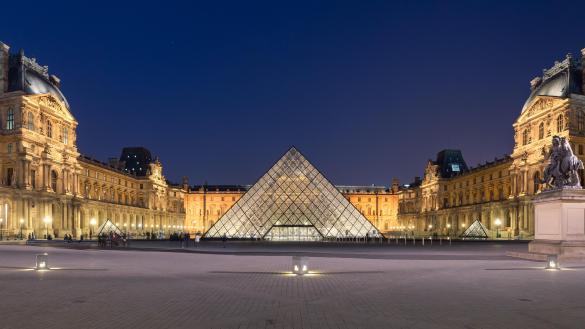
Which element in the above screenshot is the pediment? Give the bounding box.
[519,96,558,119]
[33,93,75,121]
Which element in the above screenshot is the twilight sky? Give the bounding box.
[2,0,584,186]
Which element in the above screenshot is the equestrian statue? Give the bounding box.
[541,135,584,190]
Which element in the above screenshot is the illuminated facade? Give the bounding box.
[3,40,582,241]
[0,42,186,239]
[396,49,585,239]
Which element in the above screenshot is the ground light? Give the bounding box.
[35,253,49,271]
[545,254,560,270]
[292,256,308,275]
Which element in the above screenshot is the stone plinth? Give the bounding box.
[529,188,585,259]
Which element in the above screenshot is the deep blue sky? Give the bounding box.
[2,1,584,186]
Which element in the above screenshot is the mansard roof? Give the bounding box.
[522,53,583,113]
[6,48,70,110]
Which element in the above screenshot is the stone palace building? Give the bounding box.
[1,40,584,240]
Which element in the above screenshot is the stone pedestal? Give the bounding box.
[529,189,585,259]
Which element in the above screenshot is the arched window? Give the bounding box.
[539,122,544,139]
[557,114,564,133]
[27,112,34,131]
[6,108,14,130]
[522,129,529,146]
[51,171,58,192]
[579,111,585,132]
[47,120,52,138]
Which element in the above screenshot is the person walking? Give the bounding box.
[194,233,200,248]
[222,234,227,248]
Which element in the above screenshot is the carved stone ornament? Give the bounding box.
[541,136,584,190]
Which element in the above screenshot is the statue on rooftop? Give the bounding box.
[542,136,583,190]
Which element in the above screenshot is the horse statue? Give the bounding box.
[542,136,584,190]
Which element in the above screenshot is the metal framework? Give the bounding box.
[204,147,381,241]
[460,219,489,240]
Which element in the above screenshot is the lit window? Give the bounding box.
[539,122,544,139]
[6,108,14,130]
[7,143,12,153]
[27,112,34,131]
[47,121,52,138]
[62,126,68,145]
[522,129,529,146]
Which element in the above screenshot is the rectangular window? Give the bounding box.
[579,144,584,156]
[7,143,12,153]
[62,126,68,145]
[6,109,14,130]
[31,170,36,189]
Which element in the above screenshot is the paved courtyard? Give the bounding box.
[1,242,584,329]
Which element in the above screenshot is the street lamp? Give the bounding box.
[43,217,52,239]
[89,218,97,239]
[19,218,24,240]
[494,218,502,239]
[446,223,451,237]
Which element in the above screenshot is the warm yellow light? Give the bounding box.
[19,218,24,224]
[43,217,51,224]
[446,223,451,228]
[495,219,502,226]
[90,218,97,225]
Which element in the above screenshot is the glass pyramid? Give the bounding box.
[96,219,123,236]
[205,147,381,241]
[460,220,489,240]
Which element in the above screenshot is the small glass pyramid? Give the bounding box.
[96,219,123,236]
[460,220,489,240]
[205,147,381,241]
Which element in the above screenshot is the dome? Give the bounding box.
[7,50,70,109]
[521,54,582,113]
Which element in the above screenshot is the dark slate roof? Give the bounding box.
[119,147,153,177]
[522,53,583,113]
[435,149,468,178]
[7,49,70,109]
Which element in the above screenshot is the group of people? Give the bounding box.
[97,232,128,248]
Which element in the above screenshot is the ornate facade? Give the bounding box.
[0,42,186,239]
[2,40,583,241]
[396,49,585,239]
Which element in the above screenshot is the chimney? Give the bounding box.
[530,77,542,91]
[49,75,61,88]
[182,176,189,191]
[391,178,400,193]
[0,41,10,94]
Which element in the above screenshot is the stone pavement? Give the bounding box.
[0,244,584,329]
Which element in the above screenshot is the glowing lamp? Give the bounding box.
[292,256,309,275]
[36,253,49,270]
[545,255,560,270]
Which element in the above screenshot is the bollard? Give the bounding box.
[430,237,433,246]
[413,236,415,245]
[448,236,451,245]
[422,237,424,246]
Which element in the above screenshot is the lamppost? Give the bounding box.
[0,218,3,241]
[43,217,52,239]
[446,223,451,237]
[494,218,502,239]
[89,218,97,239]
[19,219,24,240]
